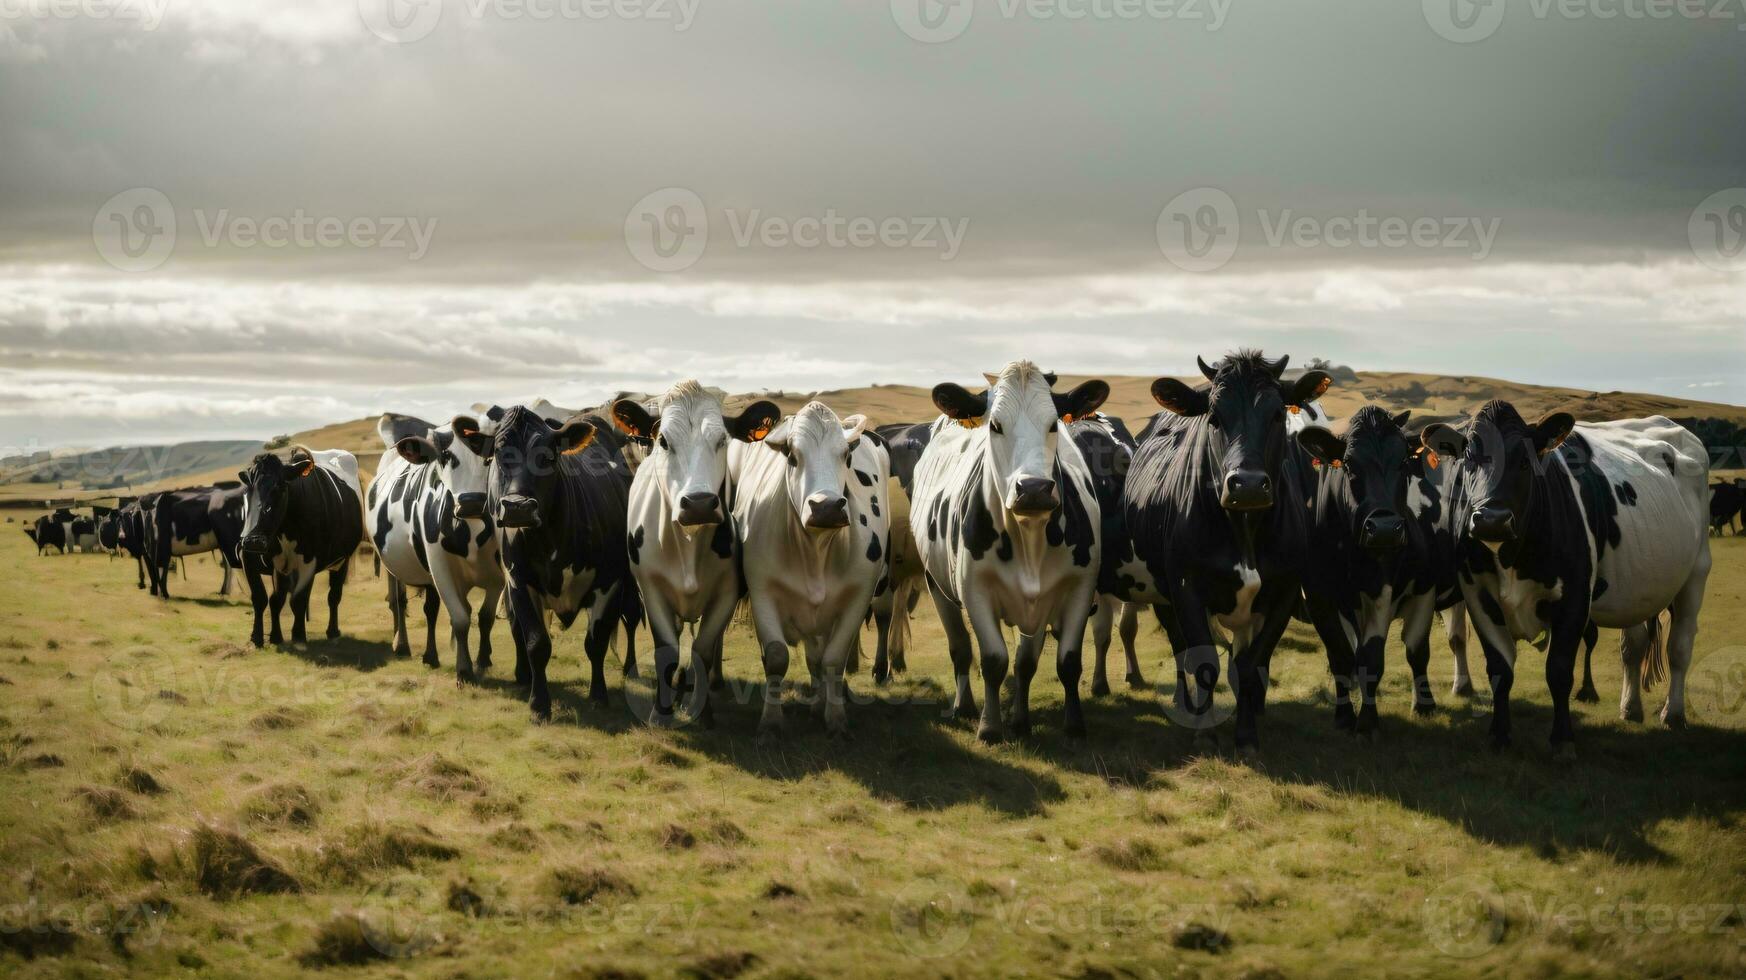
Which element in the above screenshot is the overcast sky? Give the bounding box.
[1,0,1742,449]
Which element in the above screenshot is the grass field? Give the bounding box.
[2,521,1744,978]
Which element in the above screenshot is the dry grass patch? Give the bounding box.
[118,765,164,795]
[73,784,135,819]
[184,821,301,897]
[298,912,391,968]
[397,753,487,799]
[249,706,306,731]
[546,866,636,906]
[239,782,321,827]
[1091,836,1171,873]
[682,951,760,979]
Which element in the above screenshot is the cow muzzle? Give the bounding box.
[497,495,541,530]
[1469,504,1515,544]
[676,491,722,528]
[1221,469,1273,511]
[803,493,849,530]
[454,492,487,520]
[1359,512,1406,552]
[1010,477,1058,517]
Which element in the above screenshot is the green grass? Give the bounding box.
[2,523,1744,977]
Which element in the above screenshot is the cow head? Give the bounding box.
[1421,399,1573,547]
[387,412,496,521]
[237,450,316,554]
[1150,352,1331,512]
[485,405,598,531]
[612,382,780,530]
[1297,406,1416,553]
[933,362,1109,520]
[763,401,869,531]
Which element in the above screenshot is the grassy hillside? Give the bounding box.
[1,515,1743,976]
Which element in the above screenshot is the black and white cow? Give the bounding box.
[488,406,639,720]
[1710,478,1745,535]
[913,362,1109,741]
[69,515,97,552]
[1117,352,1332,750]
[613,383,780,727]
[25,513,68,555]
[112,498,151,588]
[868,421,933,684]
[1421,403,1712,752]
[368,412,505,682]
[730,400,890,738]
[237,448,365,647]
[1297,406,1467,737]
[145,487,247,599]
[1068,413,1147,697]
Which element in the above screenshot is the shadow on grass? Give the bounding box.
[268,635,398,673]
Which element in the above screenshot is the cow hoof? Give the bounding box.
[1621,705,1644,723]
[1010,717,1031,738]
[1553,742,1577,762]
[709,674,725,692]
[1661,710,1686,731]
[530,705,552,724]
[1125,672,1146,690]
[976,724,1004,744]
[422,652,439,669]
[646,712,678,729]
[873,671,891,687]
[1451,680,1476,698]
[1413,700,1436,717]
[1091,678,1111,698]
[1236,743,1260,760]
[477,655,493,673]
[326,628,341,641]
[1575,685,1600,704]
[394,646,411,659]
[455,670,476,686]
[953,701,979,722]
[250,636,264,649]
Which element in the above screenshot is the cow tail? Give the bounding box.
[889,575,915,664]
[1640,609,1672,692]
[846,631,862,675]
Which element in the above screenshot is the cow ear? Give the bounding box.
[1053,380,1109,424]
[293,457,315,478]
[1534,412,1575,456]
[1422,423,1467,460]
[1391,410,1412,429]
[1043,371,1058,387]
[1289,370,1332,406]
[396,436,441,466]
[612,400,658,440]
[1296,427,1346,468]
[981,372,999,387]
[840,413,869,449]
[932,383,988,427]
[1151,377,1209,417]
[728,400,782,442]
[762,418,795,454]
[556,418,597,456]
[451,415,492,459]
[236,471,249,485]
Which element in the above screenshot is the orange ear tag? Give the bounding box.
[1329,459,1342,469]
[957,417,985,429]
[1310,457,1322,469]
[1287,405,1300,415]
[1425,450,1440,470]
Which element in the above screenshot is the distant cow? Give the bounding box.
[913,361,1110,741]
[1117,352,1333,751]
[1068,413,1147,697]
[69,515,97,553]
[615,383,780,726]
[1711,479,1745,535]
[144,486,246,600]
[1422,404,1712,752]
[489,406,640,720]
[24,514,68,555]
[730,401,890,738]
[112,499,150,588]
[238,447,365,647]
[868,421,933,685]
[368,412,505,682]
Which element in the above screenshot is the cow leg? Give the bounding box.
[325,562,347,640]
[1469,610,1517,750]
[620,606,640,681]
[419,587,440,666]
[289,574,314,646]
[1401,595,1437,716]
[1618,620,1649,722]
[1160,585,1222,743]
[750,597,790,738]
[1661,543,1711,729]
[136,555,146,590]
[1008,630,1046,737]
[475,584,501,675]
[1236,589,1297,751]
[1575,620,1600,702]
[871,595,894,687]
[1119,602,1145,689]
[639,590,685,727]
[1054,590,1094,738]
[218,559,234,597]
[387,575,412,658]
[506,590,553,720]
[268,575,289,645]
[964,598,1010,743]
[1545,616,1584,757]
[247,569,269,648]
[1304,594,1356,731]
[891,580,917,675]
[1445,603,1476,697]
[691,594,738,730]
[928,578,978,722]
[446,586,477,684]
[581,600,616,708]
[1089,599,1114,697]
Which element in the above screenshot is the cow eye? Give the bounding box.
[658,435,670,451]
[989,420,1004,435]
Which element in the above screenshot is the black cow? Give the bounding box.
[238,448,366,647]
[112,499,152,588]
[1116,351,1331,750]
[1069,414,1147,696]
[144,486,247,600]
[24,514,68,555]
[868,421,934,684]
[487,406,638,720]
[1711,479,1745,535]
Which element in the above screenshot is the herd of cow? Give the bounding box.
[23,351,1730,756]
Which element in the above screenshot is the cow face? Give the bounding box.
[763,402,868,531]
[613,382,779,530]
[933,362,1109,520]
[396,414,496,521]
[1151,352,1331,512]
[1422,400,1573,546]
[485,406,598,531]
[237,451,316,554]
[1298,407,1416,553]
